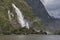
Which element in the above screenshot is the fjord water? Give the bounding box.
[0,35,60,40]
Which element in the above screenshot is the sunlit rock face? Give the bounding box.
[26,0,60,34]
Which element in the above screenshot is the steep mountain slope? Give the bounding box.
[25,0,60,34]
[26,0,53,23]
[0,0,45,35]
[1,0,60,35]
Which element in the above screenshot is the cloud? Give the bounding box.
[40,0,60,18]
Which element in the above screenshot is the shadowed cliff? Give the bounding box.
[25,0,53,24]
[25,0,60,34]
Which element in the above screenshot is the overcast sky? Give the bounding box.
[40,0,60,18]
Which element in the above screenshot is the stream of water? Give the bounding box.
[12,3,29,29]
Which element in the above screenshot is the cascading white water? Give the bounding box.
[12,3,29,29]
[25,21,29,29]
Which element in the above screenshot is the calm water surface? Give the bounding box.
[0,35,60,40]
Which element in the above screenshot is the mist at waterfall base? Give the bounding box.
[40,0,60,19]
[12,3,29,29]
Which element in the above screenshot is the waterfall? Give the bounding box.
[8,10,12,21]
[12,3,29,29]
[25,20,29,29]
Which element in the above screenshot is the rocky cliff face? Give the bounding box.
[25,0,60,34]
[25,0,53,24]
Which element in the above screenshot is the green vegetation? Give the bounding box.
[0,0,45,35]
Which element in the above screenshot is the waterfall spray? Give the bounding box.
[12,3,29,29]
